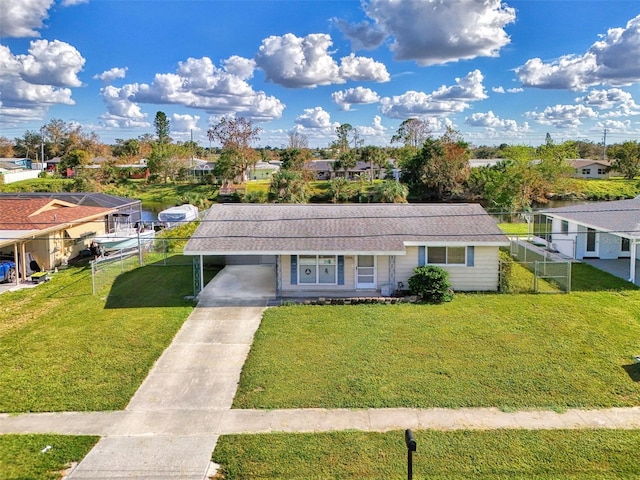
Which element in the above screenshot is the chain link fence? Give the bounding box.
[509,238,572,293]
[90,236,193,295]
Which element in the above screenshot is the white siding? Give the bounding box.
[395,246,500,292]
[280,254,392,295]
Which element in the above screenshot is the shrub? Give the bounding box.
[408,265,454,304]
[498,249,514,293]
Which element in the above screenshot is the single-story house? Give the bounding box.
[0,197,116,279]
[540,198,640,281]
[567,159,615,179]
[184,203,509,298]
[248,161,280,180]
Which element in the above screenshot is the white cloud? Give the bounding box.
[0,42,82,125]
[525,104,599,128]
[254,33,389,88]
[221,55,256,80]
[507,87,524,93]
[380,70,487,119]
[19,39,85,87]
[332,86,380,111]
[338,53,389,83]
[337,0,515,66]
[576,88,640,116]
[111,56,284,122]
[294,106,335,129]
[0,0,53,37]
[492,86,505,94]
[93,67,127,83]
[465,110,530,133]
[356,115,388,142]
[98,84,149,129]
[516,14,640,90]
[61,0,88,5]
[171,113,201,134]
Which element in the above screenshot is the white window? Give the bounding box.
[582,168,591,175]
[561,220,569,234]
[299,255,336,284]
[598,168,606,175]
[427,246,465,265]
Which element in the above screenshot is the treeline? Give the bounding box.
[3,114,640,212]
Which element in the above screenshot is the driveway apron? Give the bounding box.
[67,265,273,479]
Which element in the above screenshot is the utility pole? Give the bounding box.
[602,128,607,161]
[40,125,45,164]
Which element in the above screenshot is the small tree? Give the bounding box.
[408,265,454,304]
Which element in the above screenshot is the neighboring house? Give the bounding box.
[0,158,42,184]
[0,198,116,279]
[0,192,145,249]
[248,161,280,180]
[184,203,509,297]
[567,159,614,179]
[540,198,640,281]
[468,158,503,169]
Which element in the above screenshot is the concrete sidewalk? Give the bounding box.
[2,407,640,437]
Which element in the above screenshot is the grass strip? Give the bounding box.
[213,429,640,479]
[0,434,98,480]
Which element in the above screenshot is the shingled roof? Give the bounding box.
[540,198,640,237]
[0,198,114,242]
[184,203,508,256]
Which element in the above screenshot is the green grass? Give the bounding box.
[213,429,640,479]
[562,178,640,200]
[0,435,98,480]
[0,257,199,412]
[234,265,640,410]
[498,222,530,236]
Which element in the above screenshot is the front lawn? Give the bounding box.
[0,257,200,413]
[234,266,640,410]
[0,435,98,480]
[213,429,640,479]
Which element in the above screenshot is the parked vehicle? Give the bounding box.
[0,259,17,283]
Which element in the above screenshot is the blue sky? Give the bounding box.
[2,0,640,149]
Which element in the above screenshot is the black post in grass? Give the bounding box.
[405,429,416,480]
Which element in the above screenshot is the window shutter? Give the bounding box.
[291,255,298,285]
[337,255,344,285]
[467,246,475,267]
[418,246,426,266]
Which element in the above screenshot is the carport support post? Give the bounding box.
[199,255,204,293]
[630,240,637,284]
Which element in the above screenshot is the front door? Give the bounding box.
[356,255,376,289]
[586,228,599,257]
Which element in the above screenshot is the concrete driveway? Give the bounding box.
[197,264,276,306]
[66,265,273,479]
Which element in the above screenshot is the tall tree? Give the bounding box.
[360,145,387,182]
[609,141,640,179]
[154,111,171,144]
[391,118,430,149]
[288,131,309,149]
[14,131,42,160]
[207,116,261,183]
[400,127,470,200]
[0,137,15,157]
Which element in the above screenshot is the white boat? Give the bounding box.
[157,204,199,228]
[93,228,156,252]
